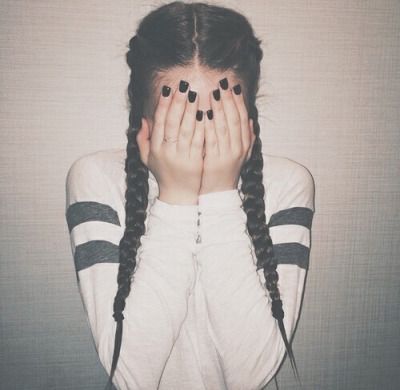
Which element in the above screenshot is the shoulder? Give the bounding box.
[66,148,125,182]
[261,151,315,214]
[65,148,160,220]
[65,148,126,208]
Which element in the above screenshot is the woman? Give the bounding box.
[65,2,315,389]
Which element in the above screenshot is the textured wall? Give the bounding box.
[1,1,399,389]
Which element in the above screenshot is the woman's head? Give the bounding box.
[104,2,300,389]
[126,1,261,126]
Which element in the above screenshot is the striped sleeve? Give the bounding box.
[196,164,315,390]
[65,155,199,390]
[268,165,315,341]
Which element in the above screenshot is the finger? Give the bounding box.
[219,78,242,156]
[151,84,173,151]
[204,108,218,157]
[177,89,198,155]
[245,119,256,162]
[210,87,229,156]
[163,80,190,149]
[231,82,251,154]
[191,109,205,159]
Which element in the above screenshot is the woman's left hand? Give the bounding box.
[199,78,255,195]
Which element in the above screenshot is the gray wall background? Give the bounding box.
[1,1,399,389]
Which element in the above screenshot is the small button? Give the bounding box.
[196,234,202,244]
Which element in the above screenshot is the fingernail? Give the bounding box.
[233,84,241,95]
[206,109,213,120]
[179,80,189,93]
[188,90,197,103]
[212,89,220,101]
[196,110,203,121]
[162,85,171,97]
[219,77,228,90]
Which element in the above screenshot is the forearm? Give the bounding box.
[196,189,303,390]
[68,197,198,390]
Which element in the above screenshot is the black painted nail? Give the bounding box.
[206,109,213,120]
[196,110,203,121]
[219,77,228,90]
[188,90,197,103]
[233,84,241,95]
[179,80,189,93]
[213,89,220,101]
[162,85,171,97]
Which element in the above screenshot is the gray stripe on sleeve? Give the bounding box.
[66,201,121,232]
[272,242,310,270]
[74,240,119,272]
[268,207,313,229]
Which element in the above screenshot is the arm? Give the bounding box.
[65,155,198,390]
[196,164,315,390]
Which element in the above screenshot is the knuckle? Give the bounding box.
[191,142,202,151]
[149,143,160,154]
[179,127,191,139]
[232,145,244,159]
[153,117,163,129]
[164,147,174,157]
[208,140,218,150]
[224,95,233,104]
[153,107,164,123]
[155,97,168,112]
[165,118,176,130]
[174,90,186,103]
[240,120,249,132]
[243,139,250,150]
[216,123,227,133]
[214,105,223,115]
[232,116,241,127]
[166,97,182,115]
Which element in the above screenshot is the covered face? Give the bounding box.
[145,64,243,155]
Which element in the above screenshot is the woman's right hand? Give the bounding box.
[136,80,205,205]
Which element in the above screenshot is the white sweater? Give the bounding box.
[65,148,315,390]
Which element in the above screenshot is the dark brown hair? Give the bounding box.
[105,2,301,389]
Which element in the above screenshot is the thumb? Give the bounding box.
[245,118,256,162]
[136,117,151,167]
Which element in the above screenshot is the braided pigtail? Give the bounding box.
[104,35,150,390]
[240,97,303,389]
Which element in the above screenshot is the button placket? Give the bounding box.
[195,211,202,244]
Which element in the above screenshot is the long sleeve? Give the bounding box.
[65,155,199,390]
[196,164,315,390]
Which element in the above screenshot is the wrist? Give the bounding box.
[199,187,236,196]
[158,191,198,206]
[198,189,243,213]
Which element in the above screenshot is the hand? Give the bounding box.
[199,78,255,195]
[136,81,205,205]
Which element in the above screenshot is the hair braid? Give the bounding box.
[240,91,302,388]
[104,35,150,390]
